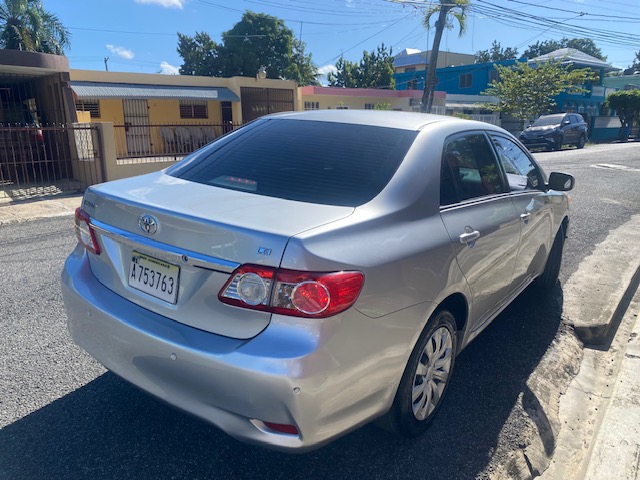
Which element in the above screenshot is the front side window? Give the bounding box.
[168,119,418,207]
[490,134,545,190]
[440,133,505,205]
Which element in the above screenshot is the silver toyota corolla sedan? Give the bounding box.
[61,110,574,452]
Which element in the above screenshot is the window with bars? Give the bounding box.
[180,100,208,119]
[304,101,320,110]
[489,69,499,83]
[364,103,374,110]
[336,105,349,110]
[76,99,101,118]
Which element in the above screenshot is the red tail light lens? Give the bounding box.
[74,208,101,255]
[219,265,364,318]
[262,422,299,435]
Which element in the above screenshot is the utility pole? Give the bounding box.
[298,21,303,78]
[104,57,109,72]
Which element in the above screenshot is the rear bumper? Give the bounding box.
[61,247,413,452]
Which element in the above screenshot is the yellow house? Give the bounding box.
[70,70,298,158]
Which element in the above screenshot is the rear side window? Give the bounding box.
[167,119,417,207]
[440,133,505,205]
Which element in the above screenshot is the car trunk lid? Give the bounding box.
[81,172,354,339]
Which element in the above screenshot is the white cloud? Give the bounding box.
[106,44,135,60]
[317,64,337,76]
[134,0,186,8]
[160,61,180,75]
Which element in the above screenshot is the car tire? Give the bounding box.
[577,134,586,149]
[554,135,564,151]
[381,310,457,437]
[536,225,565,289]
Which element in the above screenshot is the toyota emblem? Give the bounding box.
[138,214,158,235]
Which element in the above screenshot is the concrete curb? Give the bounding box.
[564,214,640,345]
[490,214,640,479]
[583,299,640,479]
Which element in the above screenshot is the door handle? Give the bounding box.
[520,213,531,225]
[459,228,480,246]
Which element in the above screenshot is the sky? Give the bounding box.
[47,0,640,80]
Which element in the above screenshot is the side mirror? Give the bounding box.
[548,172,575,191]
[563,120,571,125]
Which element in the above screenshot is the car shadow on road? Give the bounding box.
[0,286,564,480]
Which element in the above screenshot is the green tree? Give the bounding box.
[219,11,295,79]
[524,38,606,61]
[421,0,469,113]
[177,32,222,76]
[283,39,320,86]
[482,60,597,130]
[327,44,394,88]
[177,11,318,82]
[327,56,359,87]
[475,41,518,64]
[604,90,640,140]
[0,0,70,54]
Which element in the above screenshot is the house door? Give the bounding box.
[123,99,151,155]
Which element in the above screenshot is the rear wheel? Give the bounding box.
[536,225,565,289]
[382,310,457,437]
[577,134,586,149]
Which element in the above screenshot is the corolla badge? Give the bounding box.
[138,214,158,235]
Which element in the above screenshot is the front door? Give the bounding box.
[123,99,151,156]
[489,133,554,288]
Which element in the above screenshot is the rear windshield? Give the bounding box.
[532,115,564,127]
[167,118,417,207]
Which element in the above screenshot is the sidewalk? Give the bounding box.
[0,194,82,225]
[583,293,640,479]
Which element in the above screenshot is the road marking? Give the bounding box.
[591,164,640,172]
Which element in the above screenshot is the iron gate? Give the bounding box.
[0,124,102,201]
[240,87,294,122]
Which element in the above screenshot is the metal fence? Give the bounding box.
[0,123,102,201]
[113,123,240,162]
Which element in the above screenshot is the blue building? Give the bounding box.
[393,48,619,130]
[393,48,475,93]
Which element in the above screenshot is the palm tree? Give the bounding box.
[421,0,469,113]
[0,0,70,55]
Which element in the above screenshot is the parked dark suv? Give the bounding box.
[519,113,587,151]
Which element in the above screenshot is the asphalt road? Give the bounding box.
[1,142,639,480]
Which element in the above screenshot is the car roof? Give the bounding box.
[265,109,492,132]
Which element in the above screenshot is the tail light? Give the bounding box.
[74,208,101,255]
[219,264,364,318]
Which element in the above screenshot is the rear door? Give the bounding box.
[439,132,520,332]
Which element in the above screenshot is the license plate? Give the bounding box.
[128,252,180,304]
